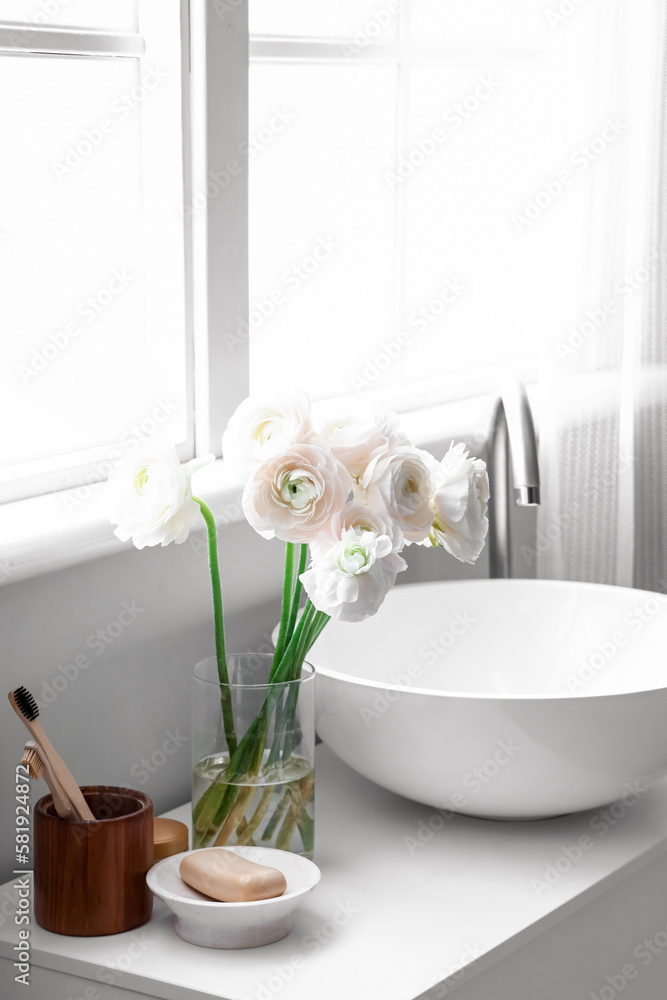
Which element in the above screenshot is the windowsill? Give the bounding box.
[0,394,495,585]
[0,459,243,587]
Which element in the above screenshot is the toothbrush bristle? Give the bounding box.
[13,686,39,721]
[21,747,44,779]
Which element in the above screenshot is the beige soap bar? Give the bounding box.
[179,849,287,902]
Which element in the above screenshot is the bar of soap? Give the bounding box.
[179,849,287,902]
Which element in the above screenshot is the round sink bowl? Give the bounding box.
[311,579,667,819]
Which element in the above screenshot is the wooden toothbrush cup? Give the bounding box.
[34,786,153,936]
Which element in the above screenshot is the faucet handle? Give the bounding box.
[515,485,540,507]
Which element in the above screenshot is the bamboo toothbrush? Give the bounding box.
[21,740,78,821]
[8,687,95,821]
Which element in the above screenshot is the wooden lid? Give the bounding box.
[153,818,189,860]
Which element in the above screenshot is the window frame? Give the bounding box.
[0,0,203,504]
[0,0,511,584]
[246,16,541,411]
[1,0,537,509]
[1,0,533,576]
[189,0,250,457]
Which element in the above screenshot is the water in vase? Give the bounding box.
[192,752,314,859]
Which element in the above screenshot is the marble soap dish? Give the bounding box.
[147,846,321,949]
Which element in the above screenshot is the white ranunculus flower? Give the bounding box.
[425,442,489,563]
[317,402,410,480]
[358,446,434,543]
[242,441,353,543]
[107,445,214,549]
[310,501,403,558]
[221,392,313,478]
[300,526,407,623]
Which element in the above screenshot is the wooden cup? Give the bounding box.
[34,785,153,936]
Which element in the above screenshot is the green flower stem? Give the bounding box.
[266,692,288,768]
[193,599,324,847]
[196,682,288,843]
[235,785,274,845]
[291,604,317,676]
[207,697,278,834]
[214,785,255,846]
[288,782,314,854]
[194,708,267,841]
[262,788,290,841]
[273,543,297,669]
[269,599,316,683]
[264,599,315,769]
[281,609,330,761]
[192,781,217,826]
[275,609,316,763]
[276,808,297,851]
[295,772,316,853]
[309,609,330,648]
[284,544,308,648]
[279,685,300,762]
[193,496,237,756]
[268,606,330,768]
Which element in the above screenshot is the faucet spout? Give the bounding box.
[487,381,540,578]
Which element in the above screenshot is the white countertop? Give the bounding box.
[2,745,667,1000]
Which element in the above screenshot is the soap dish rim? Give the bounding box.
[147,845,321,908]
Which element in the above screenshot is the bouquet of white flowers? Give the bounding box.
[106,392,489,853]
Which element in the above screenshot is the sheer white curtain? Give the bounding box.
[536,1,664,590]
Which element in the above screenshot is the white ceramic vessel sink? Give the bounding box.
[311,580,667,819]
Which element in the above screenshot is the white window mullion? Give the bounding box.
[190,0,249,456]
[393,2,411,368]
[250,36,400,65]
[0,24,144,58]
[249,36,538,68]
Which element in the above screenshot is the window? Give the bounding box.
[247,1,629,407]
[0,0,191,502]
[1,0,646,514]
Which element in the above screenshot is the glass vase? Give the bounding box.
[191,653,315,859]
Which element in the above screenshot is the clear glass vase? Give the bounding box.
[191,654,315,859]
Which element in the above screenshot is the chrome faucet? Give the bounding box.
[487,381,540,578]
